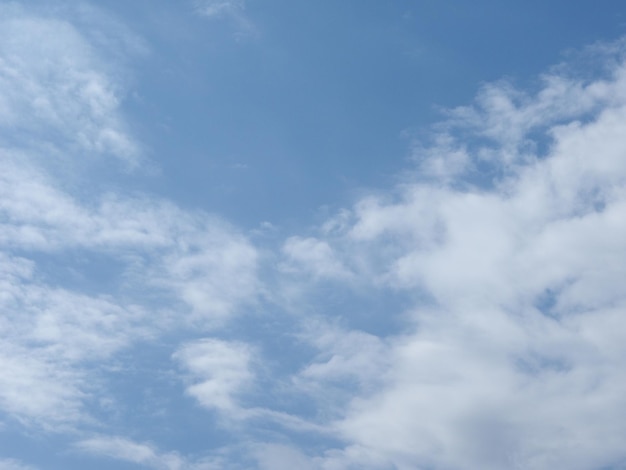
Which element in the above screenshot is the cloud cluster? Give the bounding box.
[0,4,259,434]
[268,41,626,470]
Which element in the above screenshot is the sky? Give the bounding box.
[2,1,626,469]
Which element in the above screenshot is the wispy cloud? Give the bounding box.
[281,236,353,281]
[0,4,260,432]
[76,437,185,470]
[193,0,254,36]
[0,4,141,168]
[0,158,259,428]
[0,459,36,470]
[194,0,245,19]
[173,339,255,415]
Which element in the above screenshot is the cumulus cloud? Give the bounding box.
[267,39,626,470]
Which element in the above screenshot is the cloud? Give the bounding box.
[193,0,254,37]
[281,237,353,281]
[0,4,141,167]
[194,0,245,19]
[253,444,315,470]
[0,246,151,428]
[3,3,626,469]
[265,40,626,470]
[157,220,259,324]
[295,321,391,406]
[0,459,36,470]
[0,4,259,431]
[76,436,185,470]
[173,339,255,415]
[0,163,259,427]
[75,436,250,470]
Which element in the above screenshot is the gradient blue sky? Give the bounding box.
[2,1,626,469]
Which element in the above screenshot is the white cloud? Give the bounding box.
[0,4,141,167]
[253,444,315,470]
[282,237,353,280]
[0,158,260,325]
[0,345,85,429]
[173,339,255,415]
[158,221,259,325]
[193,0,254,36]
[194,0,245,19]
[76,436,185,470]
[0,250,150,427]
[296,321,390,396]
[269,40,626,470]
[0,459,36,470]
[3,3,626,469]
[75,436,250,470]
[0,4,259,432]
[0,164,259,426]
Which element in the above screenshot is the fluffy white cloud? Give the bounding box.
[270,40,626,470]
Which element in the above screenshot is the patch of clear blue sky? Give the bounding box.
[102,0,626,232]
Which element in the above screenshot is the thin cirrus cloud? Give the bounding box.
[1,2,626,470]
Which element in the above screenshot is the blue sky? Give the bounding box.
[2,1,626,469]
